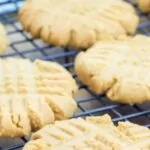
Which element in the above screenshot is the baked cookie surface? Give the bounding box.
[0,58,77,137]
[23,114,150,150]
[0,23,8,54]
[19,0,139,49]
[75,35,150,104]
[137,0,150,13]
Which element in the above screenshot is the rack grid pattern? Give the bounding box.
[0,0,150,149]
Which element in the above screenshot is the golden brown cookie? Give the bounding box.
[137,0,150,13]
[75,35,150,104]
[19,0,139,49]
[23,114,150,150]
[0,58,77,137]
[0,23,8,54]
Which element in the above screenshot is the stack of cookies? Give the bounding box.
[0,0,149,149]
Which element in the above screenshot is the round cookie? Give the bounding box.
[19,0,139,49]
[0,23,8,54]
[23,114,150,150]
[75,35,150,104]
[137,0,150,13]
[0,58,77,137]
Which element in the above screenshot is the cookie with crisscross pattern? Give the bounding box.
[75,35,150,104]
[23,114,150,150]
[0,58,77,137]
[19,0,139,49]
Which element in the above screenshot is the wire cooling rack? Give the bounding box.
[0,0,150,149]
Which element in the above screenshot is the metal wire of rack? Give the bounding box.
[0,0,150,149]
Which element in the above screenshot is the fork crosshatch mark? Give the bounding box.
[0,0,149,149]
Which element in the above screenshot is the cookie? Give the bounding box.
[75,35,150,104]
[19,0,139,49]
[137,0,150,13]
[0,23,8,54]
[23,114,150,150]
[0,58,77,137]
